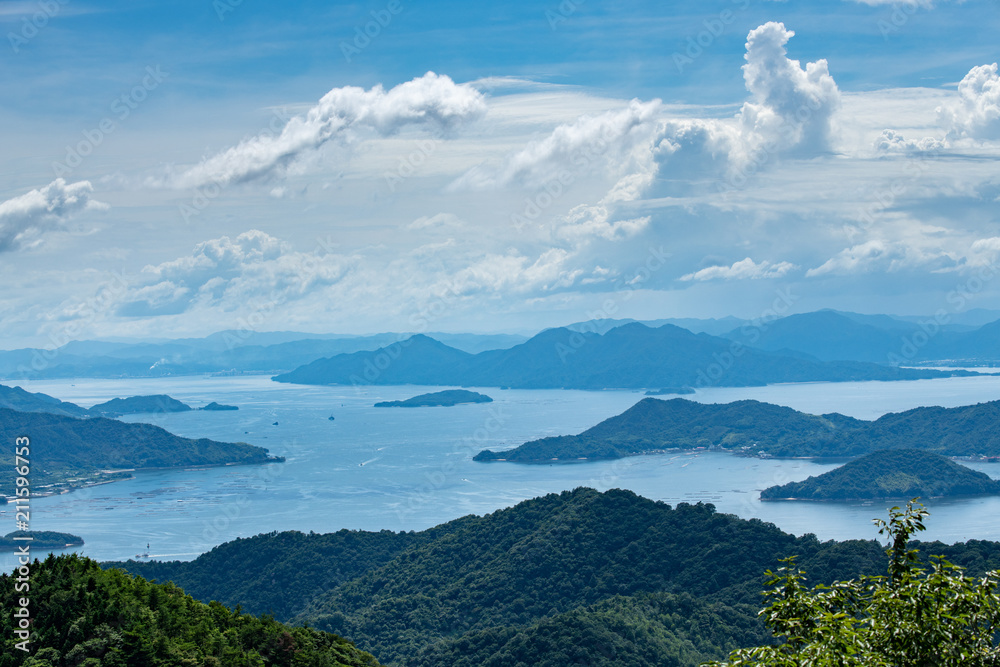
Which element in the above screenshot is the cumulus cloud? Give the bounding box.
[0,179,107,252]
[680,257,797,282]
[939,63,1000,141]
[735,22,841,160]
[653,22,842,185]
[873,129,945,154]
[166,72,486,190]
[116,230,353,316]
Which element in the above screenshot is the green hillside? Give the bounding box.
[761,449,1000,500]
[106,488,1000,666]
[0,408,282,496]
[0,554,381,666]
[476,397,1000,462]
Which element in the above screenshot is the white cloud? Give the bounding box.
[806,241,898,277]
[735,22,841,160]
[166,72,486,190]
[939,63,1000,141]
[451,99,662,191]
[116,230,353,316]
[806,232,965,277]
[873,129,945,153]
[0,179,107,252]
[680,257,798,282]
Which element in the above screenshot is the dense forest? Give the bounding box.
[476,397,1000,462]
[108,487,1000,666]
[0,531,83,551]
[761,449,1000,500]
[0,554,381,666]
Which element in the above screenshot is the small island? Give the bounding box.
[89,395,192,416]
[374,389,493,408]
[0,530,84,551]
[200,402,239,411]
[644,387,695,396]
[760,449,1000,501]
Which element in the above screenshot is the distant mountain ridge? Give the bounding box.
[274,323,979,390]
[475,397,1000,462]
[723,310,1000,365]
[0,331,528,379]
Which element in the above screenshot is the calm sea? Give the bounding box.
[3,373,1000,572]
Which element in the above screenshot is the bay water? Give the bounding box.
[4,373,1000,572]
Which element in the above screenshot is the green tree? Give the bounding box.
[704,500,1000,666]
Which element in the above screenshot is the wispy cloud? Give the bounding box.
[161,72,486,190]
[681,257,798,282]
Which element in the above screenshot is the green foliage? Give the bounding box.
[0,531,83,551]
[477,397,1000,462]
[105,489,1000,666]
[108,528,433,620]
[704,501,1000,666]
[412,592,770,667]
[0,554,382,666]
[761,449,1000,500]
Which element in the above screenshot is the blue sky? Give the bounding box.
[1,0,999,347]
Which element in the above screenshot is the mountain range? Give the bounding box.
[273,323,981,390]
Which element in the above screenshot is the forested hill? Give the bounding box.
[760,449,1000,500]
[106,487,1000,667]
[0,554,381,666]
[476,397,1000,462]
[0,383,90,417]
[0,407,281,495]
[272,323,974,390]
